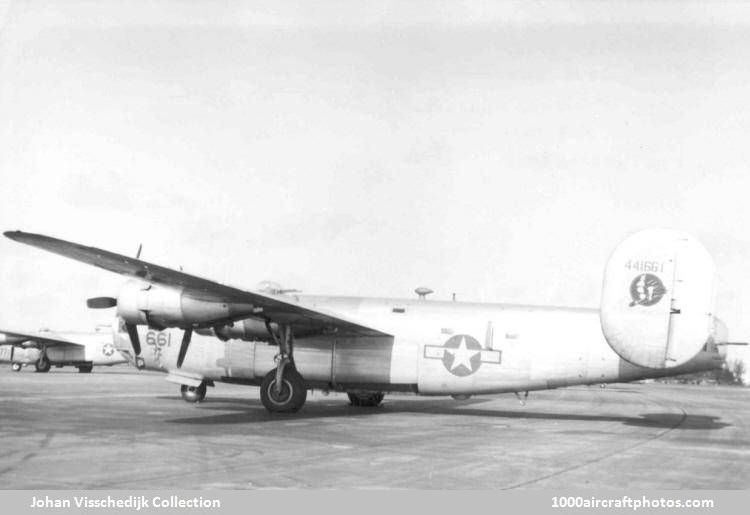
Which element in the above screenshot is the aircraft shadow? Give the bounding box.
[161,396,729,430]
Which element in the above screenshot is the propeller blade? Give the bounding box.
[87,297,117,309]
[176,328,192,368]
[125,323,141,356]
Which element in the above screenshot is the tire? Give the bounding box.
[35,356,51,373]
[347,391,385,407]
[260,368,307,413]
[77,365,93,373]
[11,363,22,372]
[181,383,207,403]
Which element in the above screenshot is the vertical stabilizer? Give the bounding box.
[600,229,715,369]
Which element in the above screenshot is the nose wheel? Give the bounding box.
[180,382,207,403]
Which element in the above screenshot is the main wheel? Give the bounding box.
[260,368,307,413]
[77,365,93,373]
[347,391,385,407]
[35,356,51,373]
[11,363,22,372]
[181,382,207,403]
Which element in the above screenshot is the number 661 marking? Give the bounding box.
[145,331,170,347]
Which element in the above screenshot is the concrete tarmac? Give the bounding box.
[0,366,748,489]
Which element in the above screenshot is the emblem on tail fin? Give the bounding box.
[628,273,666,307]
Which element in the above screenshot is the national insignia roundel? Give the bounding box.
[442,334,483,376]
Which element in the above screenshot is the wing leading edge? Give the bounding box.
[4,231,388,337]
[0,329,86,348]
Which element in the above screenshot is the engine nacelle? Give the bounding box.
[116,280,256,328]
[0,334,28,345]
[196,318,274,342]
[600,229,715,369]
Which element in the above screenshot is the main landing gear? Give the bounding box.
[260,323,307,413]
[347,391,385,407]
[11,363,22,372]
[35,354,51,373]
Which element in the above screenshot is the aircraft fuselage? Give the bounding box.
[127,296,724,395]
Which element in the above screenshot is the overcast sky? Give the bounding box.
[1,1,749,366]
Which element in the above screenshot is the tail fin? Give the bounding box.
[600,229,715,369]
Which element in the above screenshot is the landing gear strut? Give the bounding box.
[260,323,307,413]
[181,382,207,403]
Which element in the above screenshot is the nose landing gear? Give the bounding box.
[180,382,207,403]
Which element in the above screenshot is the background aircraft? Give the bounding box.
[0,324,129,372]
[4,228,740,412]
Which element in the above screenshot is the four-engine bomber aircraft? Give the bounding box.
[0,326,128,372]
[3,229,738,413]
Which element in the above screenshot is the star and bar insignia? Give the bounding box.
[424,334,501,376]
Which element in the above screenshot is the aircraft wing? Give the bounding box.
[0,329,85,348]
[4,231,389,337]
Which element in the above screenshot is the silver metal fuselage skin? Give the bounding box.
[125,295,724,395]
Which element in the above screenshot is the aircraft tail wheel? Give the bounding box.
[135,356,146,370]
[260,368,307,413]
[35,356,51,373]
[77,365,93,373]
[347,391,385,407]
[181,382,207,403]
[11,363,22,372]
